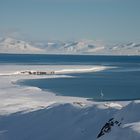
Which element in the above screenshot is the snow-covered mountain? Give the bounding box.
[103,42,140,55]
[38,39,106,54]
[63,40,105,54]
[0,37,140,55]
[40,40,140,55]
[0,38,44,54]
[110,42,140,55]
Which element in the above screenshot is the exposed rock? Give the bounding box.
[97,118,123,138]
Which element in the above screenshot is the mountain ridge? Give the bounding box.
[0,37,140,55]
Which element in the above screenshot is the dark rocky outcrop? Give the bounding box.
[97,118,122,138]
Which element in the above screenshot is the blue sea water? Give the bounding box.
[1,54,140,101]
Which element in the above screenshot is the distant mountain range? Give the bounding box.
[0,38,44,54]
[0,37,140,55]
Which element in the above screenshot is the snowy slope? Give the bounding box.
[0,101,140,140]
[99,101,140,140]
[0,103,117,140]
[0,38,44,54]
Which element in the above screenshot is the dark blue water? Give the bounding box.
[0,53,140,66]
[19,69,140,101]
[1,53,140,101]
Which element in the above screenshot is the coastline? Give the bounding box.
[0,64,140,140]
[0,64,110,115]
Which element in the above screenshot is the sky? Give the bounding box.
[0,0,140,42]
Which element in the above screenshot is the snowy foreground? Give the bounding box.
[0,65,140,140]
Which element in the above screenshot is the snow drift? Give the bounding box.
[0,102,140,140]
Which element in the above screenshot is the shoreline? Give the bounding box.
[0,64,112,115]
[0,65,134,109]
[0,64,140,139]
